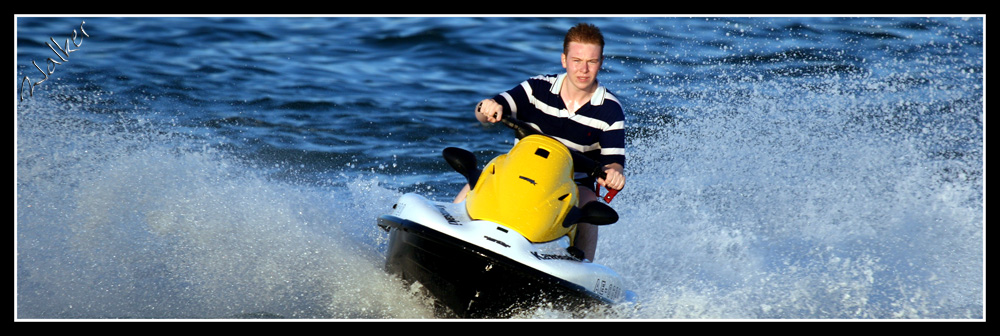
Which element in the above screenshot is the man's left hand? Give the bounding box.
[597,163,624,191]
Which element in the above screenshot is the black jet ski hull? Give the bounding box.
[380,214,614,318]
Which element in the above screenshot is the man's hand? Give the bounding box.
[475,99,504,123]
[598,163,624,191]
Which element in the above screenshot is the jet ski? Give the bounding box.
[376,117,634,318]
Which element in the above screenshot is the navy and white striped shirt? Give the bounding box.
[493,73,626,170]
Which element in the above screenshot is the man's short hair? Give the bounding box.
[563,23,605,55]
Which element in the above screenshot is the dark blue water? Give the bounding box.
[16,16,984,319]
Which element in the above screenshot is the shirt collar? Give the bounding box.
[552,73,607,106]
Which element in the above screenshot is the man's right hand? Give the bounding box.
[475,99,504,123]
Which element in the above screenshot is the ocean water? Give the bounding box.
[15,16,984,319]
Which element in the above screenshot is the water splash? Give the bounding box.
[16,90,435,319]
[597,54,982,319]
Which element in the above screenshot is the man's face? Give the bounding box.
[561,41,603,93]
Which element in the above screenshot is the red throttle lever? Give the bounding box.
[597,184,621,203]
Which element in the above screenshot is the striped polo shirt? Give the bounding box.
[493,73,626,171]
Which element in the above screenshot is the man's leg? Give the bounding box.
[453,184,470,203]
[574,185,599,261]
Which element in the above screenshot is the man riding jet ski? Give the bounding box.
[458,22,626,262]
[376,117,631,318]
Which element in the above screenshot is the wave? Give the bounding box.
[16,90,436,319]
